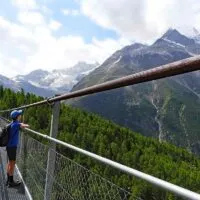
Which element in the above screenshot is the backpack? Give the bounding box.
[0,123,11,147]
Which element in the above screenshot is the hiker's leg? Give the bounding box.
[6,147,20,186]
[6,147,18,179]
[8,160,16,176]
[7,160,20,187]
[6,162,10,174]
[6,147,11,182]
[6,162,10,184]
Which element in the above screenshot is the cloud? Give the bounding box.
[49,19,62,30]
[11,0,38,10]
[80,0,200,42]
[41,5,53,15]
[1,0,131,78]
[6,0,200,78]
[61,9,80,16]
[17,11,45,25]
[0,13,129,77]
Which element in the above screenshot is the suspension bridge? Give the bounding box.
[0,56,200,200]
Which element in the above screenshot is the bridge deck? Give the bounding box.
[0,120,28,200]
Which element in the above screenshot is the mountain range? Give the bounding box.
[1,28,200,154]
[70,29,200,154]
[1,62,98,97]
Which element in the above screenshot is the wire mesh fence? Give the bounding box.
[0,149,7,200]
[17,132,131,200]
[0,107,198,199]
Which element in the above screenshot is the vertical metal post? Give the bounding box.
[44,101,60,200]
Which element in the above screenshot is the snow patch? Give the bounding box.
[12,62,98,94]
[28,80,43,88]
[108,56,122,71]
[162,38,185,48]
[113,56,122,65]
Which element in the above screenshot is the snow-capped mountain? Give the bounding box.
[12,62,99,96]
[161,28,195,46]
[71,29,200,154]
[0,74,20,91]
[1,29,200,98]
[154,28,200,55]
[73,29,200,91]
[0,73,55,97]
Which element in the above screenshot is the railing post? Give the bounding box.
[44,101,60,200]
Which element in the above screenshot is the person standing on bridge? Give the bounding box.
[6,110,29,187]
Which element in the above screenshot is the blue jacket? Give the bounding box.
[7,121,21,147]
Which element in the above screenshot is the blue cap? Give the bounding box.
[10,110,23,119]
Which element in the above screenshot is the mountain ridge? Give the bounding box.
[71,29,200,154]
[1,62,98,97]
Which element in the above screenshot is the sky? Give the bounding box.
[0,0,200,77]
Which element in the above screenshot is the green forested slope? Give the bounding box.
[0,86,200,200]
[71,31,200,155]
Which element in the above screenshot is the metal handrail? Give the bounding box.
[0,55,200,199]
[1,120,197,200]
[0,55,200,113]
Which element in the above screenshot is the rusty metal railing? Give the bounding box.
[0,55,200,112]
